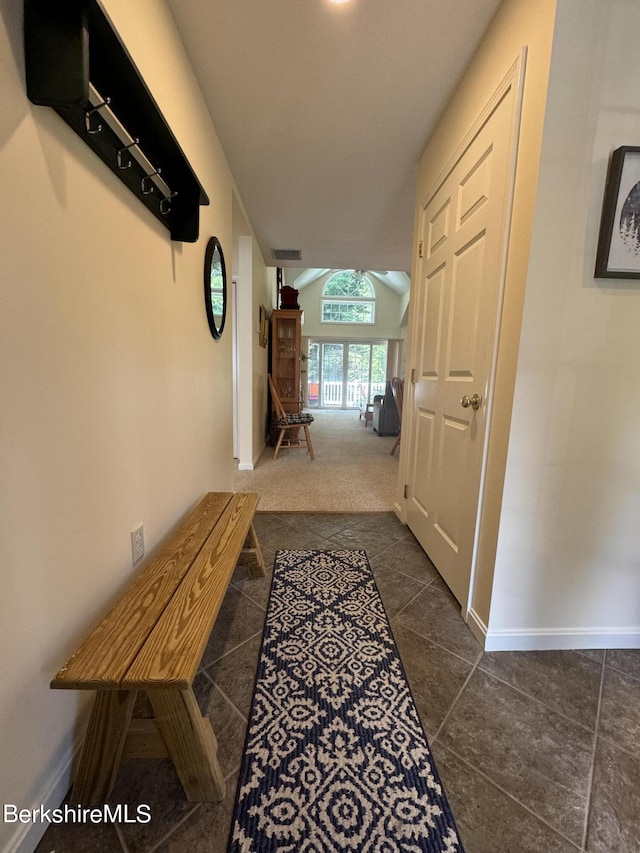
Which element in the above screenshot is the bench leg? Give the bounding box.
[148,688,225,802]
[71,690,136,806]
[243,521,266,578]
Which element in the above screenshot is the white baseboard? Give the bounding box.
[466,608,488,647]
[4,741,77,853]
[482,626,640,652]
[465,610,640,651]
[236,439,268,472]
[393,501,405,523]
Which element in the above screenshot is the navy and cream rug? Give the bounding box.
[228,550,464,852]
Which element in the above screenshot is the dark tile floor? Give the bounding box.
[36,512,640,853]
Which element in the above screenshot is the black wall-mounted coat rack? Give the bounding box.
[24,0,209,242]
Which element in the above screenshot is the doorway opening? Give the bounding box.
[307,341,387,409]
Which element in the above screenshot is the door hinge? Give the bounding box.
[404,484,409,499]
[418,240,424,258]
[411,368,418,384]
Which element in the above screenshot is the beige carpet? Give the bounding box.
[233,409,400,511]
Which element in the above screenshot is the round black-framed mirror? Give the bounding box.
[204,236,227,339]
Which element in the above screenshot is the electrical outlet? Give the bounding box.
[131,524,144,565]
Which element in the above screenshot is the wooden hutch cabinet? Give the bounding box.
[271,309,302,414]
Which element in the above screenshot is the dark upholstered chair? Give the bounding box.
[372,380,400,437]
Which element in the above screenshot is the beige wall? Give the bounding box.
[405,0,558,632]
[297,271,405,339]
[488,0,640,646]
[232,197,273,468]
[407,0,640,649]
[0,1,252,848]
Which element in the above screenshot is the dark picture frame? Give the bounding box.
[259,305,269,348]
[204,236,227,339]
[595,146,640,278]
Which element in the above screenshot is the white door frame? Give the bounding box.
[235,235,254,470]
[398,50,527,617]
[232,276,239,459]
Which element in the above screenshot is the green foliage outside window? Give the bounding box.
[322,301,375,323]
[322,271,376,324]
[323,271,375,298]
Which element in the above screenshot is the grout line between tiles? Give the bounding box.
[233,583,270,612]
[113,821,131,853]
[384,564,441,588]
[376,525,437,571]
[473,661,600,734]
[390,573,455,621]
[436,743,583,851]
[198,629,264,672]
[209,672,252,725]
[593,730,640,761]
[395,621,482,669]
[603,658,640,683]
[371,537,415,562]
[433,658,481,742]
[580,654,606,851]
[145,804,202,853]
[391,585,429,619]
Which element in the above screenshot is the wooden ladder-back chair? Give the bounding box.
[390,377,404,456]
[268,374,315,460]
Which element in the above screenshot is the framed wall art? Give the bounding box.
[595,146,640,278]
[259,305,269,348]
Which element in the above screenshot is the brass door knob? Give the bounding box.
[461,393,482,411]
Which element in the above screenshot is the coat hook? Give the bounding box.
[160,191,178,215]
[141,168,161,195]
[84,98,111,134]
[116,139,140,169]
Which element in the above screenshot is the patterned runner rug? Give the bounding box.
[228,550,464,852]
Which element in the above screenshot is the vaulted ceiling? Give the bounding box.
[167,0,503,272]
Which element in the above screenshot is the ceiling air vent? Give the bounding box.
[272,248,302,261]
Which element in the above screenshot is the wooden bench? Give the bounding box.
[51,492,265,806]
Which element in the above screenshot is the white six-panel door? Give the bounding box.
[405,63,523,608]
